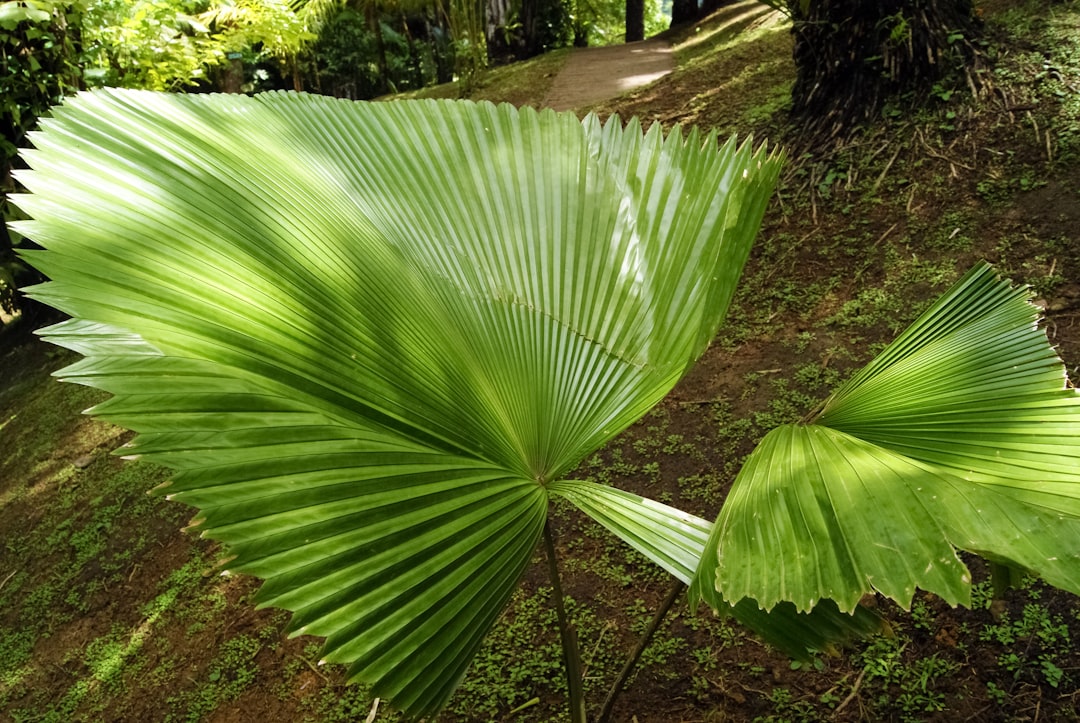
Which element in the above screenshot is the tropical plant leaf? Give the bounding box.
[549,479,710,583]
[550,479,884,657]
[699,262,1080,614]
[16,89,782,715]
[727,597,884,659]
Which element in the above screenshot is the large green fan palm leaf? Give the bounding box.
[16,88,796,716]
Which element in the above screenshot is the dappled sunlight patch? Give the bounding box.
[0,458,84,521]
[0,306,20,329]
[587,2,796,135]
[614,69,673,91]
[674,2,786,61]
[50,603,172,719]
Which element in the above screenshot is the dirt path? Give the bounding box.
[541,39,674,112]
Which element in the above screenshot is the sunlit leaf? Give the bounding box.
[701,263,1080,614]
[16,89,782,715]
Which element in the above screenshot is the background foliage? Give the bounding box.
[573,0,666,47]
[1,0,81,315]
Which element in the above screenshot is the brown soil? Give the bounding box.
[541,39,674,112]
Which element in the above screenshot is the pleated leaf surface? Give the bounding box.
[15,89,782,716]
[700,263,1080,614]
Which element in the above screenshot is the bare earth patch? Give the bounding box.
[542,40,674,112]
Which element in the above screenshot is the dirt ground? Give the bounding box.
[541,39,674,111]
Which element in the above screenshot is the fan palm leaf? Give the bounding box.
[696,262,1080,614]
[15,88,809,715]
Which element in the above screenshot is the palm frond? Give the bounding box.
[16,89,782,715]
[699,263,1080,614]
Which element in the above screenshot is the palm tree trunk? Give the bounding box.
[790,0,985,141]
[222,55,244,93]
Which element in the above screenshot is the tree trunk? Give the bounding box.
[222,56,244,93]
[367,6,390,93]
[485,0,515,59]
[625,0,644,42]
[671,0,698,27]
[790,0,985,141]
[520,0,569,56]
[520,0,538,54]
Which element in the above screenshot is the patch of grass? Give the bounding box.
[389,48,572,107]
[991,231,1069,298]
[976,168,1048,207]
[2,457,174,646]
[915,210,977,253]
[753,377,815,430]
[446,586,620,722]
[166,634,264,722]
[0,628,35,707]
[626,599,686,679]
[980,599,1073,689]
[677,471,725,507]
[2,546,229,722]
[674,2,784,67]
[755,686,818,723]
[855,635,959,721]
[740,78,793,127]
[302,681,394,723]
[824,251,958,335]
[792,361,842,393]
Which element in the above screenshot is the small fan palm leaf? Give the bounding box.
[696,262,1080,614]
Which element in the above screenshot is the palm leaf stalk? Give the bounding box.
[14,88,870,719]
[543,520,587,723]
